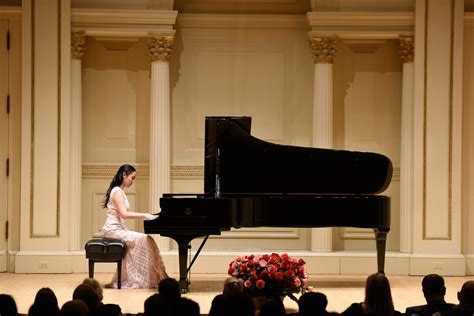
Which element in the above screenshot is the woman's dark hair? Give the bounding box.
[298,291,328,316]
[364,272,395,316]
[102,164,136,208]
[28,287,60,316]
[0,294,19,316]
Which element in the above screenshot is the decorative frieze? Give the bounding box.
[71,31,87,60]
[398,35,414,63]
[310,37,337,64]
[82,165,204,179]
[148,35,175,62]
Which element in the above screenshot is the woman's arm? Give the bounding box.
[112,190,158,220]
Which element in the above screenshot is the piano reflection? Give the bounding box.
[144,116,392,293]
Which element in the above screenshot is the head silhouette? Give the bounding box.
[421,274,446,303]
[0,294,18,316]
[299,291,328,316]
[364,273,395,316]
[28,287,60,316]
[223,277,244,295]
[158,277,181,301]
[458,280,474,308]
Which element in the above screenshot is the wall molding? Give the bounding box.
[71,8,178,37]
[177,13,308,29]
[82,164,204,179]
[465,12,474,26]
[82,164,399,181]
[13,250,471,276]
[307,11,415,39]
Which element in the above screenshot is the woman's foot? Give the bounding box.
[104,282,117,289]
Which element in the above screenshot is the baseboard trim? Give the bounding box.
[12,250,472,276]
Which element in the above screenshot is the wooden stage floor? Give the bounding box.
[0,273,471,315]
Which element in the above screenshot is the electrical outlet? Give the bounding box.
[39,261,48,269]
[433,261,443,270]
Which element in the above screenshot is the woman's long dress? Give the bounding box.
[101,186,168,288]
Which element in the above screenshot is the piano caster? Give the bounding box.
[179,279,189,294]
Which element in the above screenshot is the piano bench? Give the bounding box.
[85,238,126,289]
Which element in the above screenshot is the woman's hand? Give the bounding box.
[144,213,159,221]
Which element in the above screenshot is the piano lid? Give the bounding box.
[204,116,393,196]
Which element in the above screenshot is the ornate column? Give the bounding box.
[309,37,337,252]
[148,35,174,250]
[398,36,414,253]
[70,31,86,251]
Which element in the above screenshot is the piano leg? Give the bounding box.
[164,233,215,294]
[177,241,191,293]
[374,228,389,273]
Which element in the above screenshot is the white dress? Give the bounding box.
[101,186,168,288]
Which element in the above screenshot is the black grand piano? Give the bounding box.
[144,116,392,293]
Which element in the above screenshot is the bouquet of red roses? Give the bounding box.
[227,253,308,301]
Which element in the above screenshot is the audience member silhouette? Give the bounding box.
[175,297,200,316]
[209,293,227,316]
[81,277,122,315]
[209,292,255,316]
[0,294,19,316]
[60,299,90,316]
[143,293,167,316]
[405,274,454,316]
[259,299,286,316]
[296,291,339,316]
[442,281,474,316]
[98,303,122,316]
[342,272,402,316]
[223,277,244,295]
[28,287,60,316]
[158,277,181,301]
[72,283,102,316]
[82,278,104,302]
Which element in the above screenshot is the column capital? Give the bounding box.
[71,31,87,60]
[148,35,175,62]
[399,35,414,63]
[310,37,338,64]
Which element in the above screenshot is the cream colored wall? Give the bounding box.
[169,16,314,251]
[81,38,151,243]
[81,14,403,254]
[8,14,21,271]
[0,7,22,272]
[462,17,474,273]
[0,19,8,271]
[5,0,474,275]
[1,10,22,272]
[332,41,402,252]
[16,0,74,272]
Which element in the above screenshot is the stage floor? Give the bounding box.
[0,273,471,314]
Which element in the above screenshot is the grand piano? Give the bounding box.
[144,116,392,293]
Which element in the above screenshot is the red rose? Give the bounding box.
[250,273,258,282]
[256,279,265,289]
[275,272,283,281]
[268,264,277,273]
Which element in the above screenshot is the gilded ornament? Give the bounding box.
[310,37,337,64]
[148,35,175,62]
[71,31,87,60]
[399,36,414,63]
